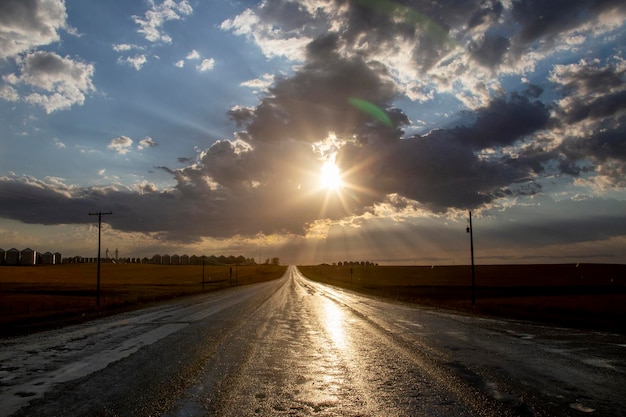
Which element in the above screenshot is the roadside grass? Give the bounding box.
[298,264,626,334]
[0,263,287,337]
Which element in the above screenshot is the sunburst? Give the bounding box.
[319,160,343,191]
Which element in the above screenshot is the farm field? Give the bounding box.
[298,263,626,334]
[0,263,287,337]
[2,263,625,337]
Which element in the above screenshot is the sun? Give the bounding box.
[320,160,343,191]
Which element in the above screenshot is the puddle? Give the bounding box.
[570,402,595,413]
[582,358,614,370]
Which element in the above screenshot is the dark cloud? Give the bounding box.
[256,0,328,34]
[511,0,626,47]
[228,106,255,128]
[467,1,504,29]
[216,67,552,218]
[305,32,340,62]
[215,51,555,214]
[560,119,626,163]
[563,90,626,125]
[482,196,626,247]
[338,123,542,213]
[0,177,94,225]
[321,87,550,212]
[2,0,625,247]
[0,172,306,243]
[547,59,626,184]
[553,62,625,95]
[552,60,626,124]
[456,89,550,149]
[244,55,401,144]
[469,33,510,68]
[336,0,626,75]
[0,60,567,241]
[343,0,469,71]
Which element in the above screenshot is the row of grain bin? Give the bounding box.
[0,248,62,265]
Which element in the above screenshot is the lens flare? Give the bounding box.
[348,97,393,127]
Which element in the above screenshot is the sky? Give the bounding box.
[1,0,625,266]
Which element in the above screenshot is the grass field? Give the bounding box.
[298,263,626,334]
[0,263,287,337]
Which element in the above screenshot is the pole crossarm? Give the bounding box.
[89,211,112,306]
[89,211,113,216]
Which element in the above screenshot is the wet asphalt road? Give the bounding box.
[1,265,625,416]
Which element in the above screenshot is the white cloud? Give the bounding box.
[240,73,274,92]
[137,136,158,149]
[2,51,95,113]
[197,58,215,72]
[219,7,315,62]
[53,138,66,149]
[113,43,142,52]
[175,49,204,69]
[186,49,200,60]
[45,176,68,188]
[108,136,133,155]
[0,0,68,59]
[220,9,258,37]
[120,54,148,71]
[113,44,148,70]
[0,85,19,101]
[132,0,193,44]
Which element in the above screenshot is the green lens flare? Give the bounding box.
[354,0,453,46]
[348,97,393,127]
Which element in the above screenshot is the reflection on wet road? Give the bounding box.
[1,266,625,416]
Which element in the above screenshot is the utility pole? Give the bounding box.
[89,211,112,306]
[466,210,476,307]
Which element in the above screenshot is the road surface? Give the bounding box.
[1,266,624,416]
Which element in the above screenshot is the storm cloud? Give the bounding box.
[1,0,625,250]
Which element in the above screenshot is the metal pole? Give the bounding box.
[202,256,205,291]
[468,210,476,307]
[89,211,112,306]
